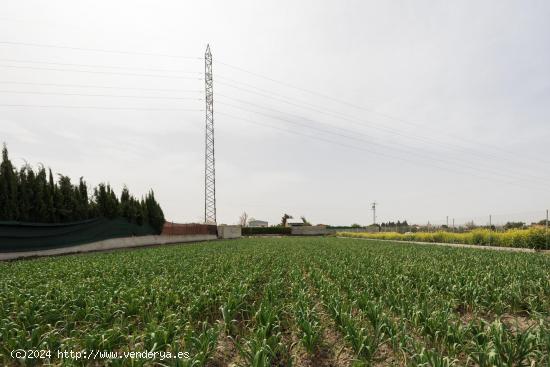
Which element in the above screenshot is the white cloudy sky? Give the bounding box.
[1,0,549,226]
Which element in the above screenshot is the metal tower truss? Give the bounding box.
[204,45,216,224]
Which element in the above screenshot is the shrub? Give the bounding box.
[242,227,292,236]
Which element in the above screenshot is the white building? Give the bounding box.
[287,220,306,227]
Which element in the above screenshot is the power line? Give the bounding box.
[0,40,202,59]
[216,101,549,191]
[0,104,203,111]
[0,89,203,101]
[1,70,545,185]
[0,81,202,93]
[444,209,547,222]
[216,97,550,188]
[216,110,537,191]
[216,60,339,100]
[0,64,203,80]
[216,76,466,150]
[216,75,550,179]
[218,110,550,194]
[215,60,550,166]
[217,75,550,175]
[0,58,201,74]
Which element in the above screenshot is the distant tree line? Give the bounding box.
[503,221,526,230]
[380,220,409,228]
[0,144,165,233]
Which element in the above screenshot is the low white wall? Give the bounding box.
[0,234,217,261]
[291,226,328,236]
[218,225,242,239]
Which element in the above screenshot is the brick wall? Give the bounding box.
[162,223,218,236]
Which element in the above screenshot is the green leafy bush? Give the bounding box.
[242,227,291,236]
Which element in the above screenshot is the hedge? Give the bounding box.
[242,227,292,236]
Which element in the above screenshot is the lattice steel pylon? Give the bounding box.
[204,44,216,224]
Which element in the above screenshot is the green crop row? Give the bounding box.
[1,237,549,366]
[337,227,550,249]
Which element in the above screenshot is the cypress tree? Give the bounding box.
[73,186,82,220]
[128,197,139,223]
[0,144,18,220]
[135,198,144,225]
[94,183,108,218]
[106,184,120,219]
[78,177,89,219]
[46,168,56,222]
[120,186,130,219]
[57,175,75,221]
[17,166,33,221]
[145,190,165,234]
[35,166,48,222]
[0,144,165,227]
[139,198,149,226]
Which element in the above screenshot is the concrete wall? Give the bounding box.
[218,225,242,239]
[0,234,217,261]
[291,226,328,236]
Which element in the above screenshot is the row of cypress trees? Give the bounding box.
[0,144,165,233]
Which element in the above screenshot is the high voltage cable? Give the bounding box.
[0,81,202,93]
[216,76,460,148]
[216,77,501,161]
[216,75,493,155]
[0,41,202,59]
[215,61,550,166]
[216,61,343,101]
[215,94,550,186]
[0,64,203,80]
[1,39,546,184]
[216,75,544,169]
[217,99,549,189]
[1,40,544,165]
[216,75,550,176]
[438,209,547,222]
[0,104,202,111]
[215,61,489,133]
[216,101,549,191]
[217,110,548,193]
[0,90,203,101]
[2,76,544,186]
[0,58,201,74]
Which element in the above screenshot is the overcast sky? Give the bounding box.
[1,0,549,226]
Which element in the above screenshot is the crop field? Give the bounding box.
[1,237,549,366]
[338,228,550,250]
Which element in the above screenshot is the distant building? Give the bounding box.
[249,220,268,228]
